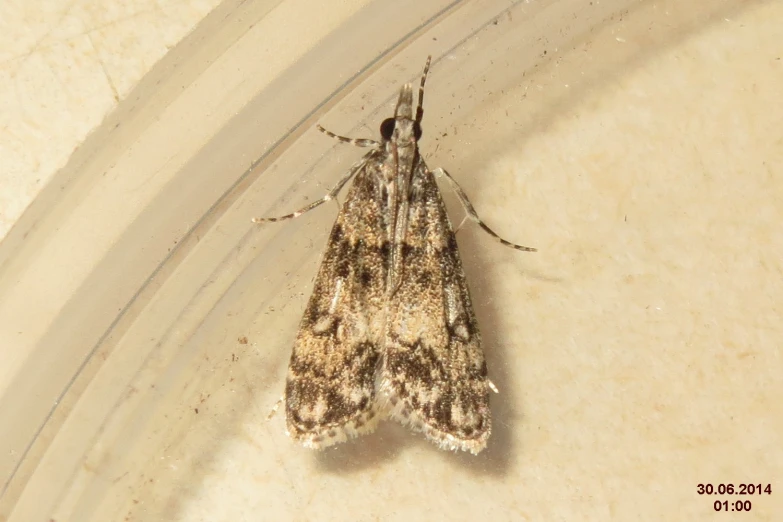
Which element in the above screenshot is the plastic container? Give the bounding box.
[2,0,781,520]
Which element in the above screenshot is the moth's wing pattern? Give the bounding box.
[380,160,492,454]
[285,152,390,448]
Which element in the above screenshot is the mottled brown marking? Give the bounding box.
[256,56,534,455]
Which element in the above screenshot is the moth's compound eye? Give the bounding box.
[380,118,395,140]
[413,121,423,141]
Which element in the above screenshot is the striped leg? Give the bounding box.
[266,395,284,420]
[432,167,537,252]
[252,153,375,224]
[316,124,379,148]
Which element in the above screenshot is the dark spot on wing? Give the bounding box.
[329,223,344,243]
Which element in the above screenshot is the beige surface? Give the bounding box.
[0,0,223,242]
[1,0,782,521]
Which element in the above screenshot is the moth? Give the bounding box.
[254,56,535,454]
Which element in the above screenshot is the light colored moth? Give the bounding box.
[254,56,535,454]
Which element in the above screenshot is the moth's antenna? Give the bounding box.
[415,56,432,125]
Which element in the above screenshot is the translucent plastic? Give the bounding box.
[2,0,781,520]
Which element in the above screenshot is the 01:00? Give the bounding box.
[714,500,751,512]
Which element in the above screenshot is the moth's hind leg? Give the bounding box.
[432,167,537,253]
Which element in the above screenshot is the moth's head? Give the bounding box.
[380,83,422,146]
